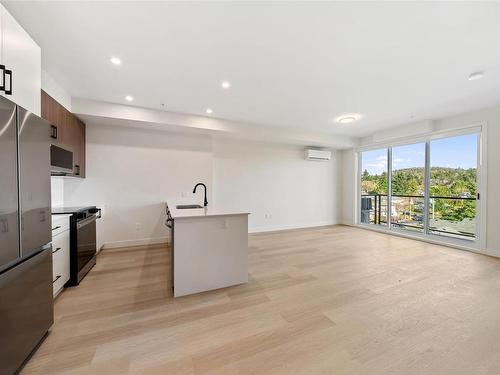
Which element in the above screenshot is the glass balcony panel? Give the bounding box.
[428,197,476,240]
[391,196,424,232]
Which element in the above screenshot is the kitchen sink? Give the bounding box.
[176,204,203,209]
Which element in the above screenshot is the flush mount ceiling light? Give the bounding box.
[468,71,484,81]
[336,113,362,124]
[206,108,213,114]
[221,81,231,89]
[125,95,134,102]
[110,56,122,65]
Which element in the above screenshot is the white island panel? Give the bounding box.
[173,213,248,297]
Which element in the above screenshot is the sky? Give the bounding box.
[361,133,478,175]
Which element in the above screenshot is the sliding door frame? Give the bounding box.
[356,123,487,252]
[423,141,431,235]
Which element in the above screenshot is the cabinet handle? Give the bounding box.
[52,275,61,284]
[0,65,4,91]
[52,247,62,254]
[4,69,12,95]
[50,125,58,139]
[74,165,80,176]
[52,225,61,231]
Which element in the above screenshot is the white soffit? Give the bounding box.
[72,98,359,149]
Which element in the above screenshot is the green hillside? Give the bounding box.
[361,167,476,222]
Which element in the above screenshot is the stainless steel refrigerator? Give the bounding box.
[0,96,53,375]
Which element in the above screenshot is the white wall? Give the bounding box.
[339,149,357,225]
[340,104,500,254]
[213,139,340,232]
[63,124,213,249]
[41,69,71,111]
[61,124,342,248]
[50,177,64,207]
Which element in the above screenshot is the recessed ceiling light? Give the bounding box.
[125,95,134,102]
[110,56,122,65]
[468,71,484,81]
[221,81,231,89]
[206,108,213,114]
[336,113,362,124]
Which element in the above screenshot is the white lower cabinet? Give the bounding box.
[51,215,70,297]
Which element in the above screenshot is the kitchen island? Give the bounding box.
[165,202,249,297]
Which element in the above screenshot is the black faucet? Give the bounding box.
[193,183,208,207]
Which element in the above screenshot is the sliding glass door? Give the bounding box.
[359,131,480,245]
[360,148,388,226]
[391,143,426,233]
[428,134,478,240]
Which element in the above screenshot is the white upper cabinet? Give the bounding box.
[0,5,41,116]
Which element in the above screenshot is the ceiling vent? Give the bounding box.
[305,148,332,161]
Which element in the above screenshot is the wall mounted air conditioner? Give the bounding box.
[305,148,332,161]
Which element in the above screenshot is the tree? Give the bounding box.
[363,166,477,223]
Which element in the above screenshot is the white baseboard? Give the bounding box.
[484,248,500,258]
[99,223,337,250]
[102,236,169,249]
[249,221,337,234]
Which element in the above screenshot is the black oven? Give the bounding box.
[67,207,100,286]
[76,213,97,280]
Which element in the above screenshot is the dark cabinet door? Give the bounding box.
[42,90,67,145]
[40,89,86,178]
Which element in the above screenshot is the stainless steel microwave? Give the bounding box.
[50,144,73,175]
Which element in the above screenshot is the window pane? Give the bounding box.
[429,134,477,240]
[391,143,426,232]
[360,148,388,226]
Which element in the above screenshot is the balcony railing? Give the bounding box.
[361,194,476,240]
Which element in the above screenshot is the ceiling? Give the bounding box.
[5,1,500,138]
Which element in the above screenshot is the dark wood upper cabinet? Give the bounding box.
[40,89,86,178]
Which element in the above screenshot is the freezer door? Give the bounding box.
[18,107,51,257]
[0,96,20,271]
[0,248,53,375]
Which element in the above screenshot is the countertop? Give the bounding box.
[166,201,249,219]
[52,206,97,215]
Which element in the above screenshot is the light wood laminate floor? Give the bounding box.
[22,225,500,374]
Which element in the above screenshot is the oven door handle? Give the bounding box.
[77,214,97,229]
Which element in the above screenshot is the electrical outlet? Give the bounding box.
[135,222,141,231]
[181,191,187,198]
